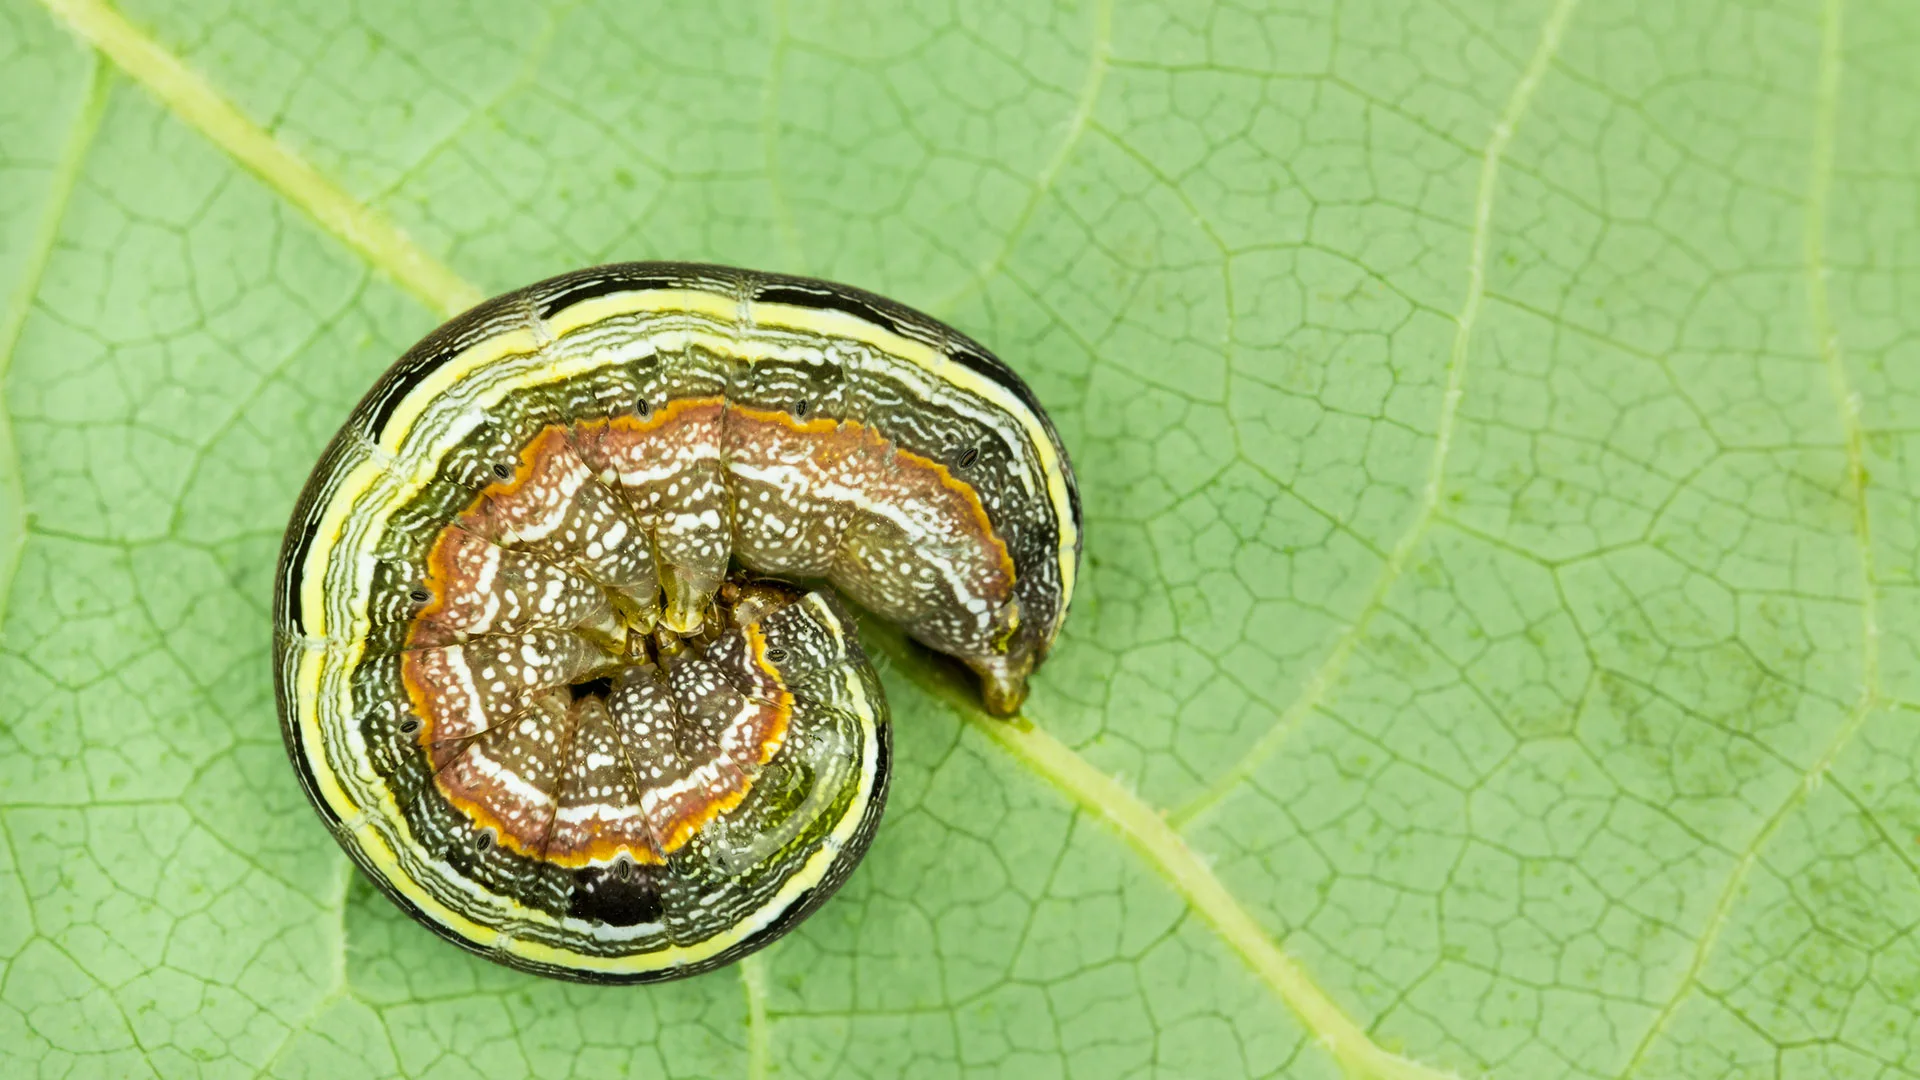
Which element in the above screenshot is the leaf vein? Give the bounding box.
[929,0,1113,316]
[1615,1,1882,1072]
[1171,0,1584,828]
[34,0,483,320]
[0,50,110,632]
[740,952,772,1080]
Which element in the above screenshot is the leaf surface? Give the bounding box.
[3,0,1917,1077]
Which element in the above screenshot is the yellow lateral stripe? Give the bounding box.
[34,0,483,317]
[542,288,740,338]
[294,647,364,825]
[373,327,545,456]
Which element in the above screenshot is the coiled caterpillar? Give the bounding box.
[275,264,1080,981]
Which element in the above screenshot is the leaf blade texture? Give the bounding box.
[3,0,1917,1077]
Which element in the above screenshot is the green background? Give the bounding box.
[4,0,1918,1077]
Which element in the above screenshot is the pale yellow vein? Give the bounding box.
[930,0,1113,317]
[740,952,772,1080]
[35,0,483,320]
[0,52,110,629]
[1171,0,1583,828]
[973,714,1455,1080]
[1806,0,1878,739]
[1616,0,1875,1073]
[252,855,357,1080]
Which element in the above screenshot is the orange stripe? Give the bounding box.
[648,624,795,854]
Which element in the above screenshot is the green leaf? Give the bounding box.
[3,0,1916,1076]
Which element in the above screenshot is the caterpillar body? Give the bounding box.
[274,263,1080,981]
